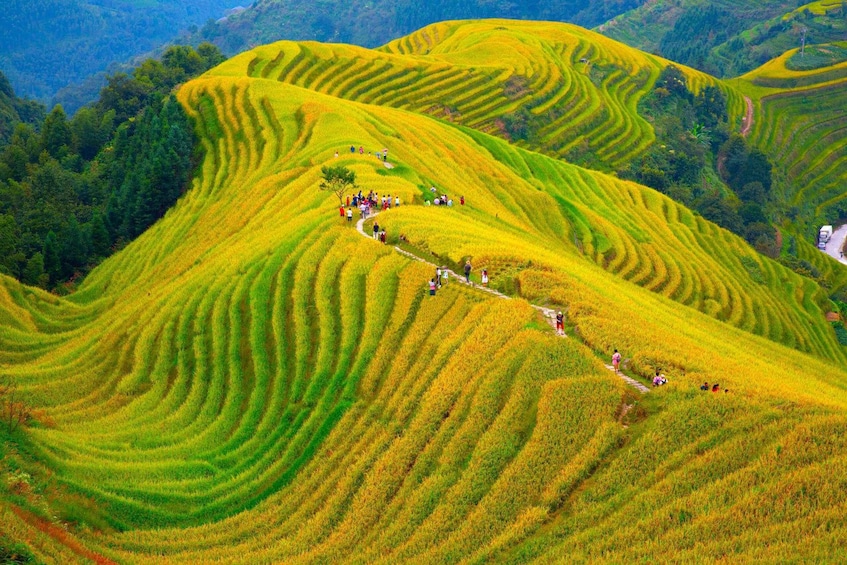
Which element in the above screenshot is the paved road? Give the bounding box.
[822,224,847,265]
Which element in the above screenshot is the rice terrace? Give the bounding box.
[3,15,847,564]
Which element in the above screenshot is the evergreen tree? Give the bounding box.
[0,213,18,275]
[42,230,61,284]
[89,211,110,257]
[22,252,45,287]
[60,216,86,277]
[41,105,72,159]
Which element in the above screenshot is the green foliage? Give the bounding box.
[833,321,847,345]
[0,44,219,290]
[602,0,844,78]
[0,535,38,564]
[620,66,724,204]
[319,165,358,205]
[0,71,45,145]
[787,42,847,70]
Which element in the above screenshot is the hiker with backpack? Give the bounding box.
[612,349,622,374]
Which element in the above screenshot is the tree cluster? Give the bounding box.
[0,44,225,290]
[620,66,776,255]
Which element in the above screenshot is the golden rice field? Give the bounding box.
[220,20,746,170]
[2,20,847,563]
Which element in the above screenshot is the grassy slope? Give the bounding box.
[2,20,847,562]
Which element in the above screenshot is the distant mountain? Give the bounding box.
[599,0,847,77]
[0,70,44,143]
[193,0,647,53]
[0,0,235,103]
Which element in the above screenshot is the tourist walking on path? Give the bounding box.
[556,311,565,336]
[612,349,622,374]
[464,261,472,283]
[429,279,437,296]
[373,222,380,239]
[346,208,353,222]
[395,195,400,207]
[481,269,489,287]
[436,267,442,288]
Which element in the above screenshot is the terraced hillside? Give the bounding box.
[737,46,847,222]
[224,20,745,170]
[3,20,847,563]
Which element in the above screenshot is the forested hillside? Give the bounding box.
[194,0,647,53]
[0,0,234,103]
[0,44,225,291]
[600,0,847,77]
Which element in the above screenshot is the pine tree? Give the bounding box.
[61,216,87,277]
[89,211,111,257]
[41,105,72,159]
[22,252,45,287]
[43,231,61,284]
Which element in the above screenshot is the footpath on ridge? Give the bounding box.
[741,96,754,137]
[355,211,652,394]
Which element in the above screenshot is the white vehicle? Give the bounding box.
[820,225,833,244]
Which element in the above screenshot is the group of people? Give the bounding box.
[337,146,389,162]
[341,190,401,222]
[372,221,387,244]
[700,382,728,393]
[425,188,465,207]
[428,261,487,296]
[612,350,668,387]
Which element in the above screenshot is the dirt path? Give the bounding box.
[355,212,650,393]
[741,96,754,137]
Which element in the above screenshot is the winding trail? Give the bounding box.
[741,96,754,137]
[355,212,651,393]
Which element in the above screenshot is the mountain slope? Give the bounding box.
[0,0,234,102]
[2,20,847,562]
[226,20,744,171]
[195,0,648,53]
[599,0,822,77]
[735,44,847,226]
